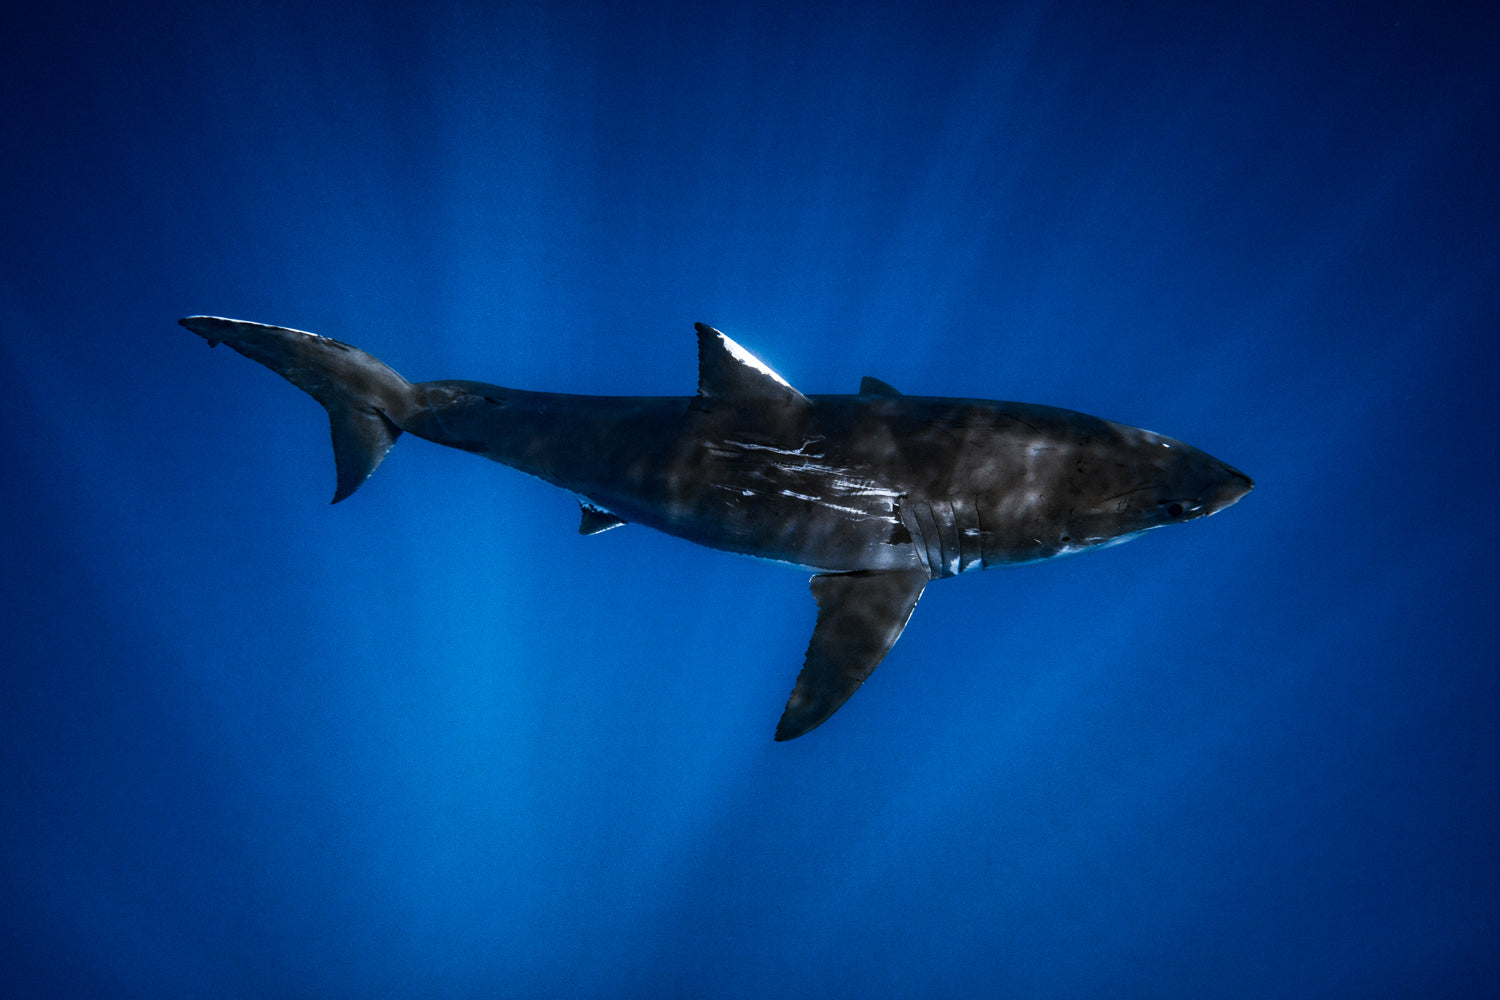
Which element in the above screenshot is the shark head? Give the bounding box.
[1136,430,1254,521]
[1059,425,1253,550]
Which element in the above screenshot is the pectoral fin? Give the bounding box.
[774,569,928,741]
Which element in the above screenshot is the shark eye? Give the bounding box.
[1164,502,1185,518]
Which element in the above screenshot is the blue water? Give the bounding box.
[4,2,1496,996]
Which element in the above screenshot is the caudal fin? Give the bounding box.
[181,316,418,502]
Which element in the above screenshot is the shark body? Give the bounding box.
[182,316,1252,739]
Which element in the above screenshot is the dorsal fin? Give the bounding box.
[859,376,902,397]
[694,323,809,407]
[578,500,626,535]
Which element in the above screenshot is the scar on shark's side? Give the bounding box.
[182,316,1253,740]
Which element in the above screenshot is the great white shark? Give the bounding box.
[182,316,1253,740]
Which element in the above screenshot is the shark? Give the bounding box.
[181,316,1253,740]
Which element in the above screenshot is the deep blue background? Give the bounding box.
[3,2,1496,996]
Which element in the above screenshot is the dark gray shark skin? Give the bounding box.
[181,316,1253,740]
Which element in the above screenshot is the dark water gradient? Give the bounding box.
[2,2,1496,996]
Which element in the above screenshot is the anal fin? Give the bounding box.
[775,569,928,741]
[578,500,626,535]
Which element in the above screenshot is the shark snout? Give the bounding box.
[1203,464,1254,516]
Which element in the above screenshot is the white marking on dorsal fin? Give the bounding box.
[694,323,809,407]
